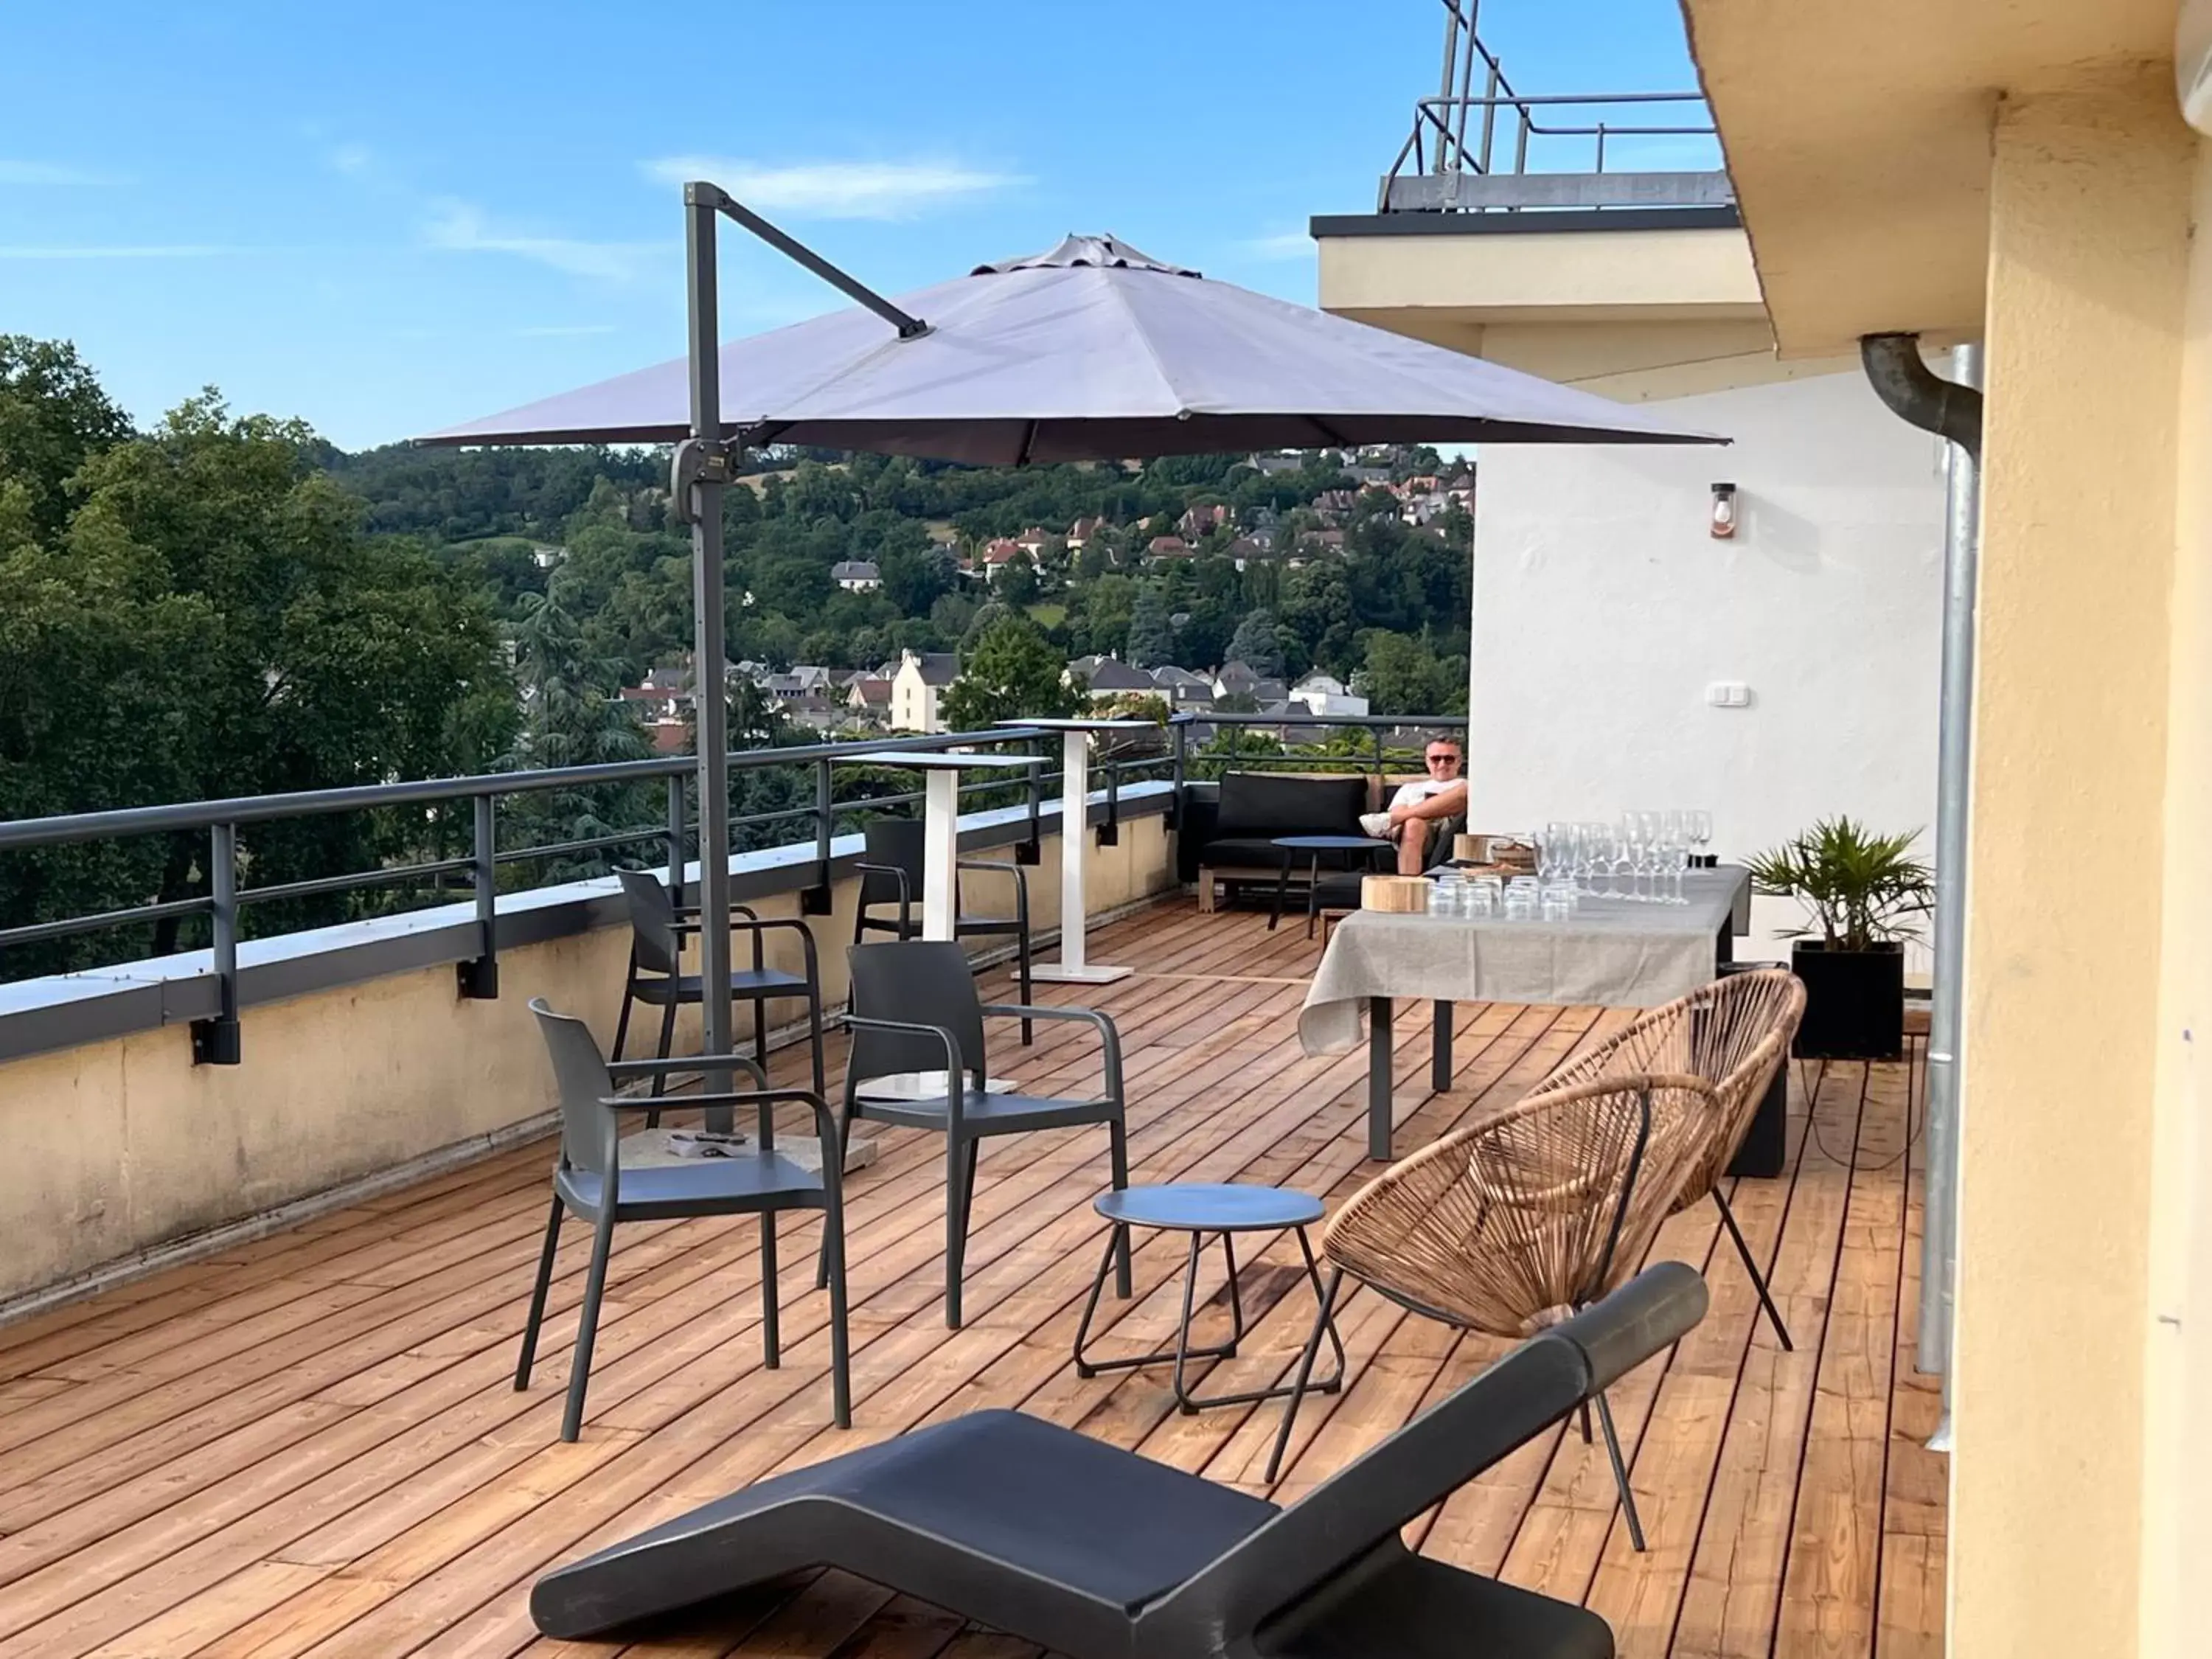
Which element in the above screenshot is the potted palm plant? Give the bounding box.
[1745,817,1931,1059]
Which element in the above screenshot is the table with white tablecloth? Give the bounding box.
[1298,866,1753,1158]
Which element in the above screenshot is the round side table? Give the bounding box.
[1268,835,1392,938]
[1071,1182,1346,1419]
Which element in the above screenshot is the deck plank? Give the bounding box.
[0,900,1937,1659]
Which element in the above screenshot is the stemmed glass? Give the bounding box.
[1571,824,1599,894]
[1686,810,1712,866]
[1540,822,1569,886]
[1609,829,1635,902]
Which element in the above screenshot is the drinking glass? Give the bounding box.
[1669,835,1691,902]
[1427,878,1454,917]
[1687,810,1713,864]
[1470,874,1501,915]
[1570,824,1599,893]
[1503,888,1537,921]
[1541,880,1577,922]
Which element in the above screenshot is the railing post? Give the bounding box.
[801,756,835,915]
[664,773,687,898]
[456,795,501,999]
[1019,738,1043,865]
[1099,749,1121,848]
[1369,725,1387,787]
[1169,718,1189,830]
[192,821,242,1065]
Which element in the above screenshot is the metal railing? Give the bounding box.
[0,709,1464,1065]
[1379,1,1724,214]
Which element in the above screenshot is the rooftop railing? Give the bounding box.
[0,709,1466,1065]
[1379,1,1728,214]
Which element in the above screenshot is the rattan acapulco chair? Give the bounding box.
[1271,1069,1717,1549]
[1520,968,1806,1350]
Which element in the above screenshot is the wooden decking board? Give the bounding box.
[0,901,1940,1659]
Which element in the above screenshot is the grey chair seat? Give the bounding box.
[629,967,813,1004]
[556,1155,825,1222]
[851,1087,1118,1134]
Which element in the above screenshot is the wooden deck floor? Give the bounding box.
[0,899,1944,1659]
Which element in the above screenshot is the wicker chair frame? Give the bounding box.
[1523,968,1806,1349]
[1274,1070,1720,1550]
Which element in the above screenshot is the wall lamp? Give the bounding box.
[1710,481,1739,540]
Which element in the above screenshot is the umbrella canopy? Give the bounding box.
[422,234,1721,461]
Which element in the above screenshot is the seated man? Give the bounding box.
[1360,734,1469,874]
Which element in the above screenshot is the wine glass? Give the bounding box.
[1686,810,1713,868]
[1609,830,1635,902]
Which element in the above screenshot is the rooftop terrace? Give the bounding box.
[0,898,1940,1659]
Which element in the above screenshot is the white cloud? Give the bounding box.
[421,198,669,283]
[0,244,231,259]
[329,143,376,178]
[0,159,124,187]
[1240,230,1314,261]
[638,156,1022,220]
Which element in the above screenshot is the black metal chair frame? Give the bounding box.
[1270,1085,1663,1549]
[611,867,827,1117]
[1072,1214,1346,1430]
[529,1262,1710,1656]
[515,999,851,1442]
[832,939,1130,1329]
[854,817,1034,1044]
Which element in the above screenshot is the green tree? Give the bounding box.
[1225,608,1285,677]
[0,335,133,543]
[501,587,654,880]
[1125,584,1176,668]
[939,615,1080,730]
[0,386,512,974]
[1354,630,1469,716]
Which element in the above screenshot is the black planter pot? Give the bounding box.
[1790,940,1905,1060]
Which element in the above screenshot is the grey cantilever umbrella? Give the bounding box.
[422,188,1723,1096]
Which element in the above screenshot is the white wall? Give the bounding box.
[1468,369,1947,966]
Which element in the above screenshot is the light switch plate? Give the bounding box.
[1706,681,1750,708]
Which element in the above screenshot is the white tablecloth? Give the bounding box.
[1297,866,1753,1055]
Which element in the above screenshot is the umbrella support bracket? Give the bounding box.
[669,438,739,525]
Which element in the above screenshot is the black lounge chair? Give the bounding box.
[531,1261,1707,1656]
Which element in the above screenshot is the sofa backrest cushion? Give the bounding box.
[1215,771,1368,837]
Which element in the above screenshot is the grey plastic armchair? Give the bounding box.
[518,999,851,1441]
[833,939,1129,1329]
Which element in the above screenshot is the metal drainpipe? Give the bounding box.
[1860,332,1983,1454]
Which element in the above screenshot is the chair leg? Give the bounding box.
[806,984,826,1100]
[515,1193,563,1391]
[1107,1116,1132,1298]
[1594,1391,1647,1552]
[824,1194,852,1429]
[644,1001,677,1130]
[815,1106,852,1291]
[561,1208,617,1443]
[945,1137,978,1329]
[611,981,635,1067]
[759,1209,780,1370]
[1016,926,1033,1046]
[1266,1265,1343,1484]
[1713,1186,1793,1351]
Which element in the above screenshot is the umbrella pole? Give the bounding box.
[684,186,737,1132]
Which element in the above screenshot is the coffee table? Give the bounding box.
[1071,1183,1345,1423]
[1267,834,1392,938]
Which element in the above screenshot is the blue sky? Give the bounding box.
[0,1,1702,450]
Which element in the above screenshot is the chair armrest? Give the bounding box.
[979,1004,1121,1099]
[959,858,1029,915]
[607,1053,770,1086]
[724,914,821,984]
[841,1014,972,1124]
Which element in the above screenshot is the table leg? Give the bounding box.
[1368,995,1394,1161]
[1305,852,1323,939]
[1431,999,1453,1093]
[1270,848,1290,931]
[1034,730,1133,984]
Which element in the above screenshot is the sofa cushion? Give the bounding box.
[1214,772,1368,838]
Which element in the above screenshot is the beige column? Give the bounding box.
[1952,72,2194,1658]
[2138,136,2212,1659]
